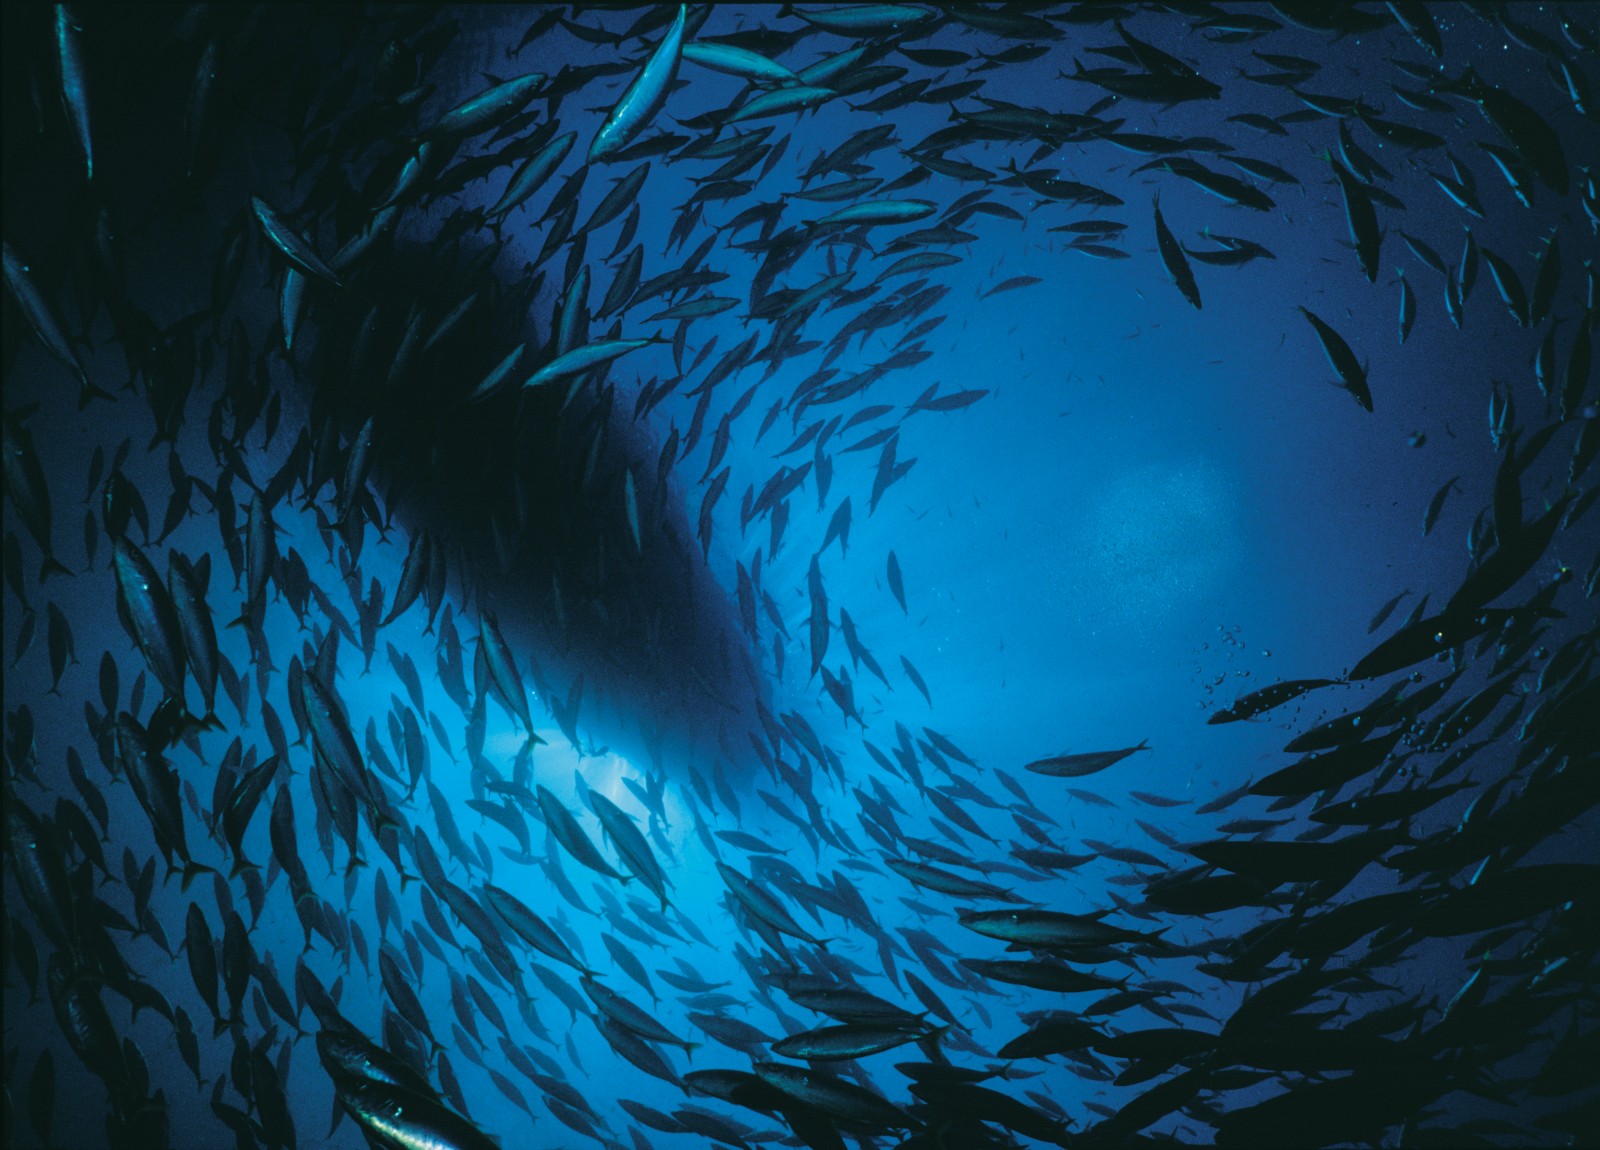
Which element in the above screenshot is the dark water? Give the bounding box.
[4,3,1598,1148]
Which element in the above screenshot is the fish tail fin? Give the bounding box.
[173,859,217,891]
[326,1097,346,1141]
[39,555,74,582]
[228,855,259,880]
[212,1015,239,1040]
[370,806,403,844]
[394,867,420,894]
[76,380,118,409]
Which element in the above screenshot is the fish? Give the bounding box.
[1188,833,1391,883]
[1436,67,1568,194]
[166,552,220,725]
[3,417,74,579]
[792,4,935,33]
[590,5,687,163]
[1367,588,1410,633]
[1141,156,1275,211]
[1478,245,1531,327]
[886,857,1018,901]
[487,129,576,223]
[682,41,798,86]
[521,338,655,390]
[536,786,629,884]
[1329,156,1380,283]
[717,861,829,948]
[43,600,75,694]
[298,668,383,823]
[886,550,907,612]
[1423,475,1460,537]
[476,611,535,741]
[960,958,1125,993]
[1298,306,1374,411]
[333,1071,499,1150]
[1388,1,1443,56]
[1183,231,1275,266]
[1446,493,1573,614]
[806,555,828,680]
[114,714,211,887]
[813,199,937,229]
[1025,739,1150,778]
[111,536,188,706]
[3,242,110,407]
[55,6,92,180]
[755,1060,910,1130]
[581,975,697,1055]
[250,196,343,288]
[588,792,670,909]
[421,72,546,144]
[219,754,276,879]
[1347,604,1550,681]
[1152,194,1200,309]
[1208,679,1339,724]
[1070,60,1221,105]
[960,908,1164,949]
[1397,268,1416,343]
[770,1020,940,1061]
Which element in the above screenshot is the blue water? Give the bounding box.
[5,4,1598,1148]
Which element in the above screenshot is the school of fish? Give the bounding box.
[3,3,1598,1148]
